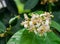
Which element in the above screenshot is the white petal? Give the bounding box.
[24,14,29,20]
[45,20,50,25]
[29,21,33,26]
[24,24,28,28]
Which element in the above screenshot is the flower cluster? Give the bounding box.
[21,12,53,36]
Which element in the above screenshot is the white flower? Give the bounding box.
[36,23,41,28]
[29,21,33,26]
[21,12,53,36]
[45,19,50,25]
[24,24,28,28]
[24,14,29,20]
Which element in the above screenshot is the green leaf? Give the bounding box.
[28,11,44,16]
[33,10,44,14]
[14,0,24,14]
[24,0,39,10]
[50,20,60,32]
[52,11,60,23]
[0,21,6,34]
[47,32,60,44]
[7,28,60,44]
[7,29,40,44]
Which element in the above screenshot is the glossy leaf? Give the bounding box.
[24,0,39,11]
[50,20,60,32]
[7,28,60,44]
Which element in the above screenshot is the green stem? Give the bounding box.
[48,3,52,12]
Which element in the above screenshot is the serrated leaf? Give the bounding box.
[7,28,60,44]
[24,0,39,10]
[0,21,6,34]
[50,20,60,32]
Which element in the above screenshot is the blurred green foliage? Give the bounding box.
[0,0,60,44]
